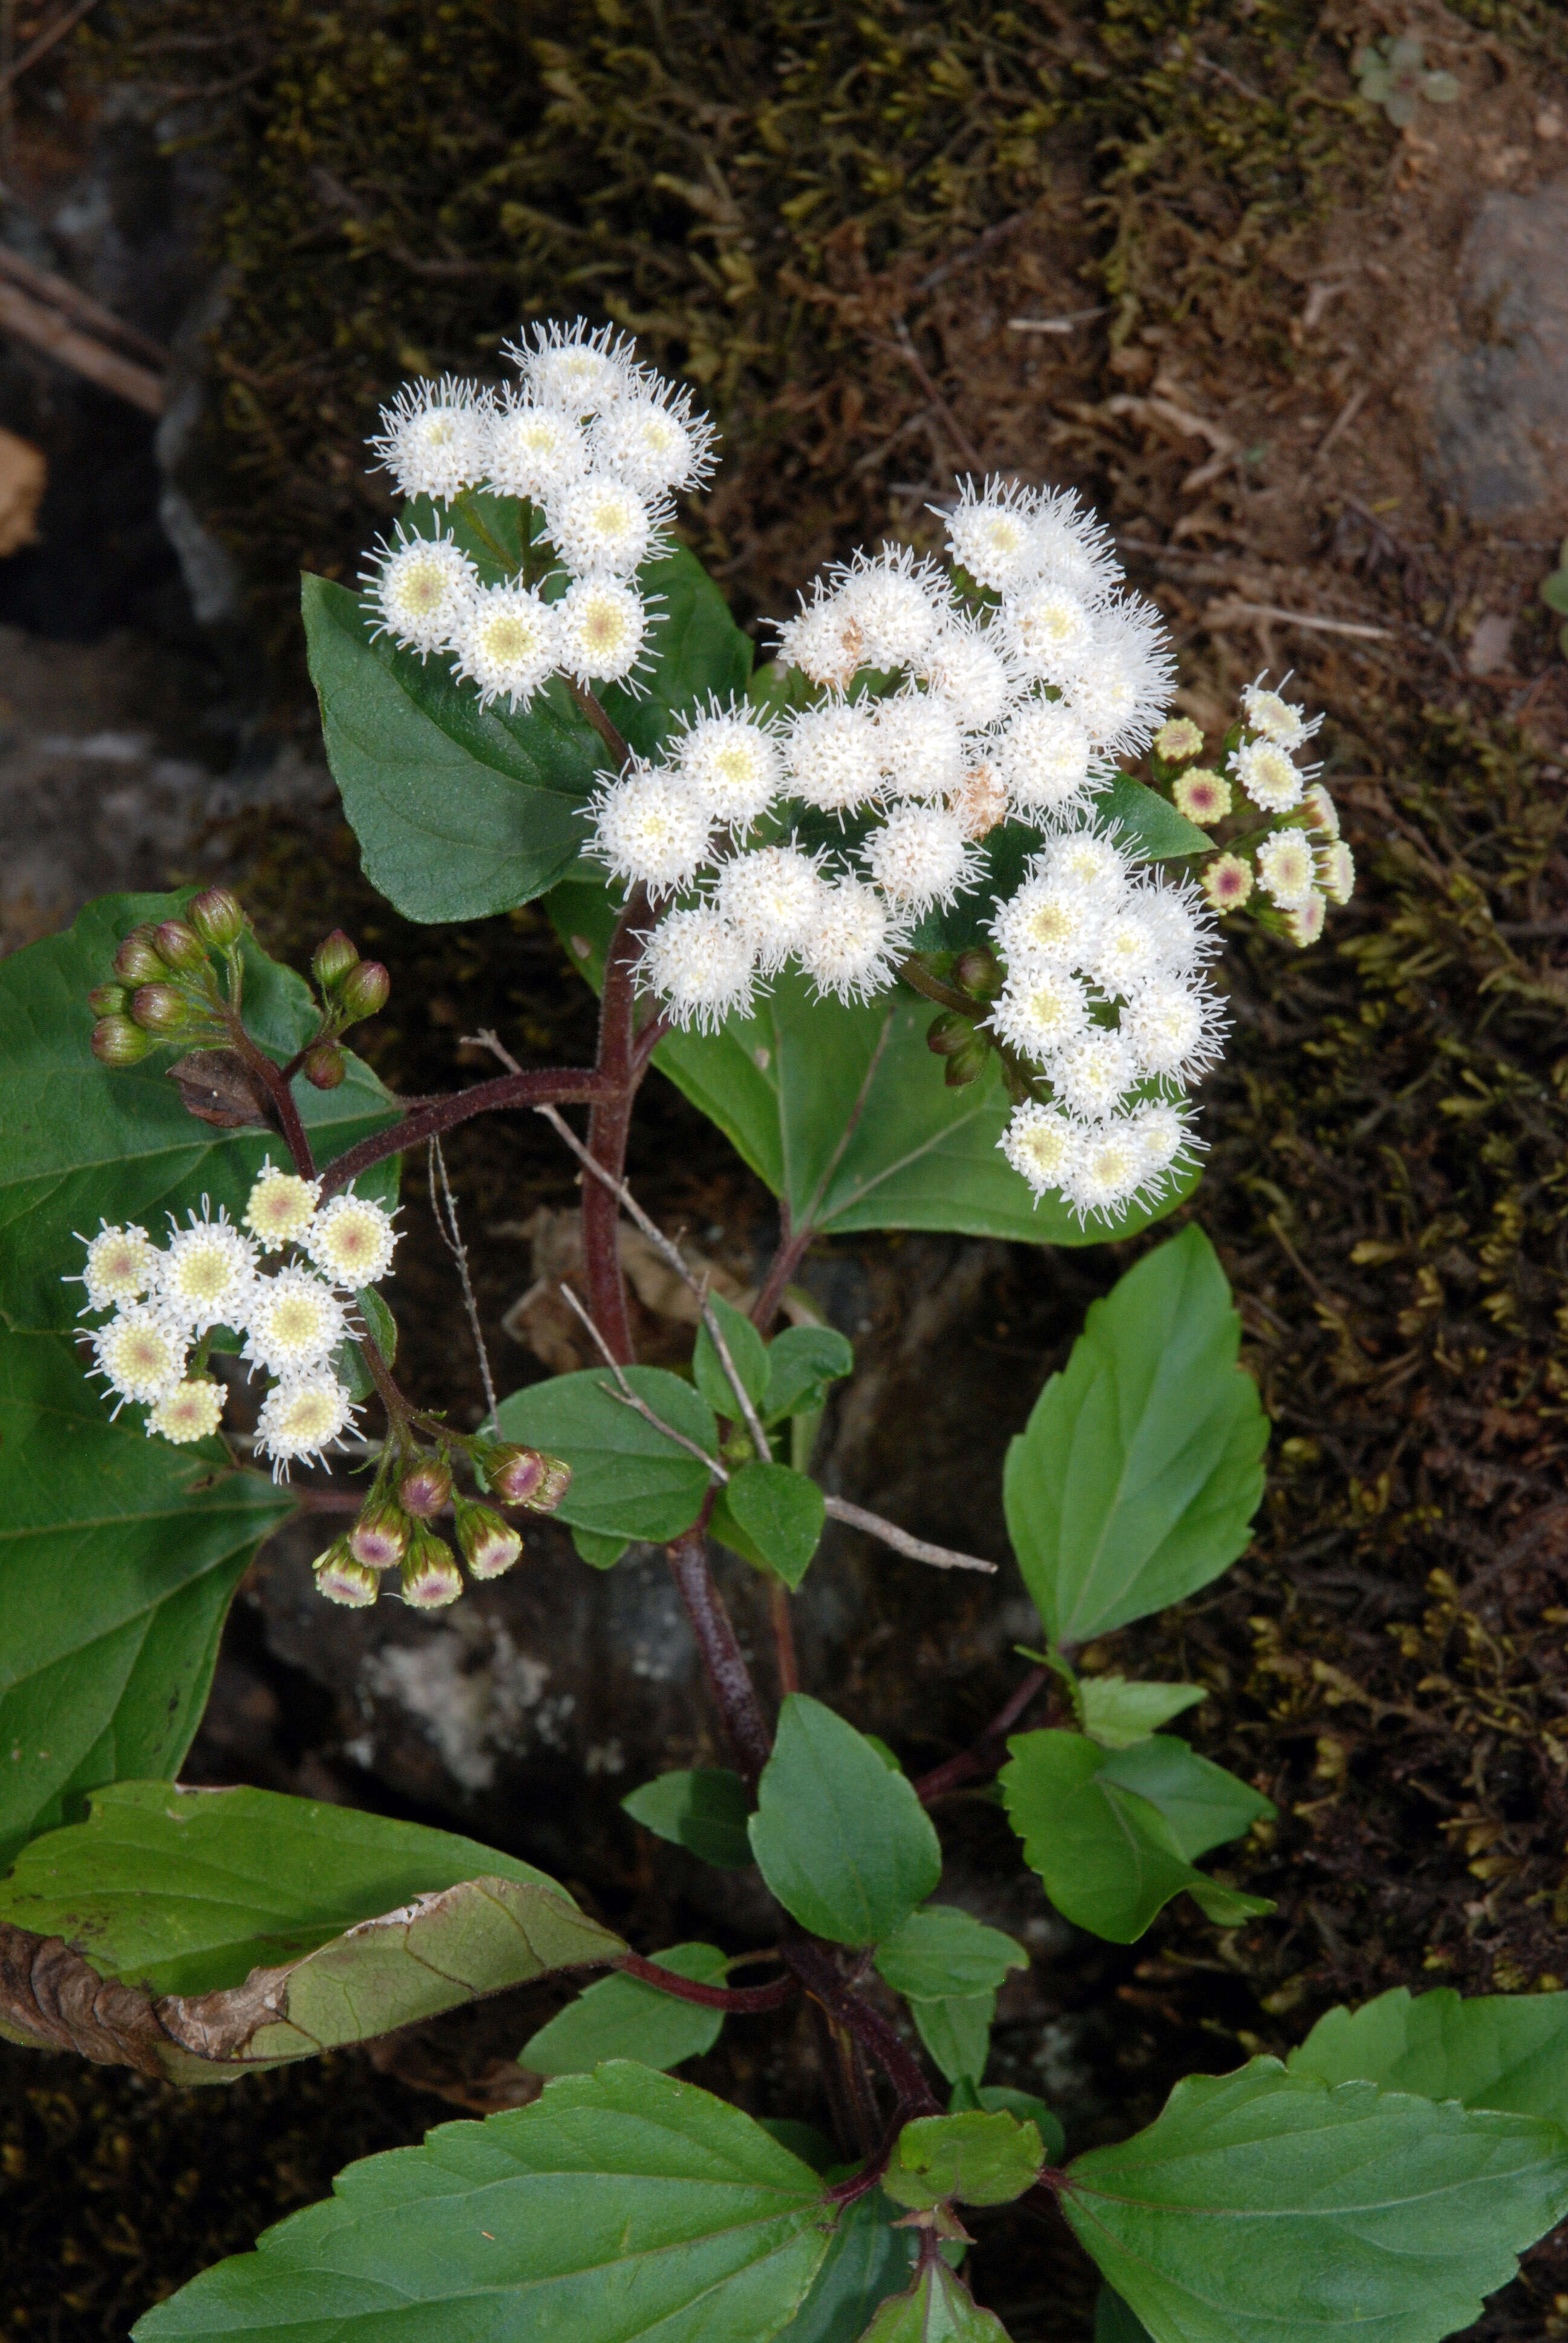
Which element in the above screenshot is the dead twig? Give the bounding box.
[1006,306,1111,335]
[0,278,163,411]
[822,1495,996,1575]
[427,1136,497,1434]
[1206,597,1393,643]
[0,0,100,94]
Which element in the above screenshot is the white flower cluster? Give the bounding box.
[362,322,716,707]
[71,1165,399,1476]
[589,471,1238,1223]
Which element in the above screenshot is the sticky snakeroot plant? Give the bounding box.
[0,320,1554,2343]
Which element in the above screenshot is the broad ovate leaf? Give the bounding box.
[0,1780,624,2079]
[0,892,400,1334]
[881,2109,1044,2210]
[621,1767,754,1870]
[519,1944,728,2076]
[0,1330,292,1867]
[1004,1226,1267,1647]
[873,1906,1028,2001]
[134,2062,835,2343]
[750,1695,941,1946]
[1063,2058,1568,2343]
[1289,1985,1568,2125]
[856,2263,1011,2342]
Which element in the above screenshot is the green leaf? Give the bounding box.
[693,1291,770,1418]
[355,1284,397,1365]
[1288,1985,1568,2123]
[1077,1674,1207,1749]
[1093,775,1211,860]
[621,1767,754,1870]
[962,2086,1065,2165]
[0,892,400,1334]
[881,2110,1043,2210]
[874,1906,1028,2001]
[1062,2058,1568,2343]
[519,1944,728,2077]
[135,2062,834,2343]
[1541,571,1568,617]
[765,1325,855,1424]
[777,2189,916,2343]
[999,1731,1273,1944]
[1094,1735,1274,1861]
[1095,2287,1155,2343]
[572,1525,629,1570]
[856,2263,1011,2342]
[494,1366,717,1542]
[913,1994,995,2087]
[1004,1227,1268,1646]
[550,882,1195,1251]
[749,1694,942,1945]
[0,1329,293,1868]
[0,1780,624,2077]
[305,543,751,925]
[713,1460,825,1587]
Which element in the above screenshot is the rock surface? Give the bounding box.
[1425,180,1568,527]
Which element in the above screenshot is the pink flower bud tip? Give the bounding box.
[348,1502,408,1570]
[91,1015,152,1066]
[338,960,390,1021]
[399,1457,452,1518]
[313,1541,379,1608]
[189,886,247,947]
[153,919,207,972]
[400,1531,463,1608]
[312,929,360,988]
[456,1501,523,1579]
[130,983,192,1034]
[303,1042,346,1090]
[483,1444,572,1510]
[112,929,165,985]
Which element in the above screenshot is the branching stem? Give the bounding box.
[614,1951,795,2013]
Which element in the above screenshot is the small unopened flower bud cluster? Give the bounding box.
[310,1438,572,1611]
[70,1163,400,1475]
[362,321,717,707]
[1151,686,1356,948]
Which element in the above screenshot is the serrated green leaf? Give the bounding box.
[305,541,751,924]
[857,2263,1011,2342]
[1077,1674,1207,1749]
[1288,1985,1568,2124]
[693,1291,769,1418]
[519,1944,728,2076]
[0,1330,293,1868]
[777,2188,916,2343]
[913,1994,995,2087]
[958,2085,1064,2165]
[713,1460,825,1587]
[549,882,1195,1251]
[0,1780,622,2078]
[750,1695,942,1945]
[1004,1227,1268,1646]
[874,1906,1028,2002]
[882,2111,1043,2210]
[621,1768,754,1870]
[0,892,400,1334]
[494,1366,717,1542]
[1094,1735,1273,1861]
[999,1731,1272,1944]
[135,2062,834,2343]
[765,1325,854,1423]
[1062,2059,1568,2343]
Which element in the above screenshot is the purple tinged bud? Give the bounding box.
[312,929,360,989]
[955,946,1002,1001]
[131,983,194,1034]
[154,919,207,972]
[399,1456,452,1519]
[313,1539,379,1608]
[944,1036,990,1089]
[189,886,247,948]
[455,1498,523,1580]
[91,1015,152,1066]
[88,984,128,1016]
[400,1529,463,1608]
[348,1500,408,1571]
[337,961,390,1022]
[478,1443,572,1509]
[113,930,166,985]
[303,1042,347,1090]
[926,1009,973,1058]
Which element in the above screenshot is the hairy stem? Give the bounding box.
[912,1666,1053,1804]
[615,1952,795,2013]
[580,883,651,1366]
[318,1067,615,1200]
[665,1529,774,1786]
[564,675,633,768]
[750,1213,815,1335]
[783,1934,939,2117]
[769,1579,800,1698]
[221,1015,316,1180]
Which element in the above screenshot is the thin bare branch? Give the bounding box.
[428,1137,497,1434]
[555,1282,730,1481]
[822,1495,996,1575]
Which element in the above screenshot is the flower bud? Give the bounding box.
[944,1035,990,1089]
[113,929,166,985]
[312,930,361,989]
[337,960,390,1022]
[399,1455,452,1519]
[88,984,128,1016]
[313,1539,379,1608]
[153,919,207,972]
[454,1498,523,1581]
[302,1041,346,1090]
[478,1443,572,1510]
[400,1529,463,1608]
[926,1009,973,1058]
[189,886,247,948]
[91,1015,153,1066]
[348,1499,409,1571]
[130,983,194,1034]
[955,946,1002,1002]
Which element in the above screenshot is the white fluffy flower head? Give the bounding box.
[593,767,710,894]
[1256,828,1318,909]
[991,874,1104,971]
[148,1380,225,1446]
[1062,599,1175,754]
[1233,737,1304,816]
[1122,977,1222,1079]
[244,1163,319,1251]
[1242,675,1319,752]
[873,690,964,800]
[639,907,755,1032]
[449,584,558,711]
[863,804,976,912]
[836,548,948,669]
[485,394,589,502]
[676,705,782,824]
[944,479,1039,593]
[1001,1102,1083,1198]
[592,388,716,496]
[1005,579,1095,678]
[715,844,823,966]
[244,1267,348,1378]
[918,620,1011,729]
[511,320,639,415]
[800,879,903,1002]
[370,377,488,504]
[1066,1120,1145,1222]
[991,968,1091,1061]
[159,1205,256,1334]
[557,577,648,684]
[256,1374,358,1479]
[365,528,475,657]
[547,474,658,578]
[307,1193,399,1289]
[1028,488,1120,601]
[75,1222,158,1314]
[785,701,882,814]
[1054,1030,1137,1119]
[93,1307,186,1406]
[995,700,1094,816]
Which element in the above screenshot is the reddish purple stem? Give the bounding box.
[615,1951,795,2013]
